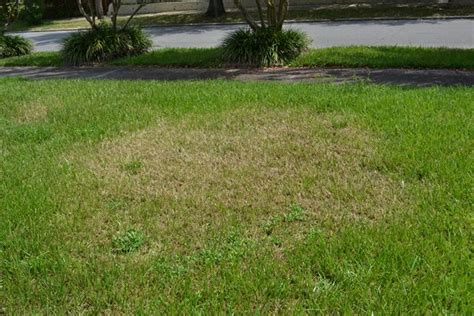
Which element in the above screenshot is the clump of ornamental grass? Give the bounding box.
[61,24,151,65]
[222,27,309,67]
[0,35,33,58]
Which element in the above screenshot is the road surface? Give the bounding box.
[10,19,474,52]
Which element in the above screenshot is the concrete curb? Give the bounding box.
[10,15,474,34]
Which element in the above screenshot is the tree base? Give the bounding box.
[206,0,226,18]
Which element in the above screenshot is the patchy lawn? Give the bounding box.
[2,46,474,69]
[0,79,472,313]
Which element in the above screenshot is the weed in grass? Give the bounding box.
[191,231,251,266]
[312,276,336,294]
[331,117,349,129]
[270,236,283,247]
[153,257,189,278]
[112,229,145,254]
[262,219,278,235]
[284,203,306,223]
[121,160,143,175]
[106,198,130,211]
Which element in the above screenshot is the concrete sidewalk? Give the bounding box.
[1,66,473,87]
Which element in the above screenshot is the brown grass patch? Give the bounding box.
[15,102,49,123]
[69,107,407,255]
[14,96,63,123]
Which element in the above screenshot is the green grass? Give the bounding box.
[3,46,473,69]
[112,47,224,67]
[115,46,474,69]
[0,78,472,313]
[112,229,146,254]
[8,5,474,32]
[290,46,474,69]
[0,52,62,66]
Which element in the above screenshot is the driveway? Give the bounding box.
[9,18,474,52]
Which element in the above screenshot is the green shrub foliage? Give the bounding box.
[0,35,33,58]
[22,0,44,25]
[1,0,21,32]
[61,25,152,65]
[222,27,309,67]
[43,0,79,19]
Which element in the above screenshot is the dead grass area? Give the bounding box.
[13,96,63,124]
[15,102,49,123]
[69,107,407,256]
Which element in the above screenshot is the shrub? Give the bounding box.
[43,0,79,19]
[1,0,22,32]
[61,25,152,65]
[22,0,44,25]
[0,35,33,58]
[222,27,309,67]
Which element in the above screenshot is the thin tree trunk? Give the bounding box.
[233,0,259,31]
[95,0,104,19]
[266,0,276,27]
[111,0,120,30]
[255,0,266,28]
[122,3,144,29]
[206,0,226,18]
[77,0,96,28]
[276,0,288,30]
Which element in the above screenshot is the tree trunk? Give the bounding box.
[206,0,225,18]
[95,0,104,19]
[255,0,266,28]
[233,0,259,30]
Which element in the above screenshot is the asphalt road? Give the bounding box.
[10,18,474,52]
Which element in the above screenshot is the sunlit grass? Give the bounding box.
[0,79,472,313]
[2,46,473,69]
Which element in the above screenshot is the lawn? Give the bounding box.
[8,5,474,32]
[0,78,472,313]
[2,46,474,69]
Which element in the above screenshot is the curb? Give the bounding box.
[9,15,474,33]
[145,15,474,29]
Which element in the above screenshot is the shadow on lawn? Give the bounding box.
[1,66,474,87]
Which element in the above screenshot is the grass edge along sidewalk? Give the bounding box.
[1,46,474,70]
